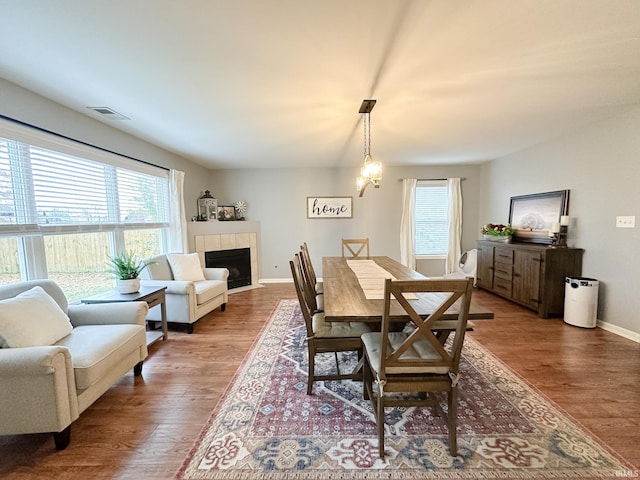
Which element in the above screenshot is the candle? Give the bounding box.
[560,215,570,226]
[550,222,561,233]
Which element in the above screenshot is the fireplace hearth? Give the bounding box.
[205,248,251,289]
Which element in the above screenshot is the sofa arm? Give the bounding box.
[140,279,195,296]
[203,268,229,282]
[0,346,79,435]
[0,346,72,376]
[68,302,148,328]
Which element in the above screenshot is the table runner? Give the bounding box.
[346,259,416,299]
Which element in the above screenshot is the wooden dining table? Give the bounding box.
[322,256,494,325]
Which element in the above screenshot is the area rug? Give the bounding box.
[176,300,634,480]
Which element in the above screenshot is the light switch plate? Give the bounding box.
[616,216,636,228]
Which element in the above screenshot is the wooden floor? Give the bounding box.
[1,284,639,479]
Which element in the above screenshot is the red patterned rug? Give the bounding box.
[176,300,633,480]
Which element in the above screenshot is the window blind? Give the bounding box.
[0,135,169,236]
[415,180,449,255]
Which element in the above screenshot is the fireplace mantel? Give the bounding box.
[188,220,260,287]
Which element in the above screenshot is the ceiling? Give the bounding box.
[2,0,640,170]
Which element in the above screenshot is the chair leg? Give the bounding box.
[307,346,315,395]
[377,394,385,459]
[53,426,71,450]
[134,361,143,376]
[333,351,340,375]
[220,303,226,312]
[448,387,458,456]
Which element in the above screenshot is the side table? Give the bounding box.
[81,286,168,346]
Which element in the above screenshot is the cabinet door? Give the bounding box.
[476,243,495,289]
[512,250,542,310]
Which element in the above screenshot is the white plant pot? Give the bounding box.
[116,278,140,294]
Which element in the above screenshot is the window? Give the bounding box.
[0,236,20,283]
[415,180,448,256]
[0,119,170,300]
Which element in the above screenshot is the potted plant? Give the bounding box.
[481,223,515,243]
[107,251,153,294]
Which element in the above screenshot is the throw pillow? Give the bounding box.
[0,286,73,348]
[167,253,206,282]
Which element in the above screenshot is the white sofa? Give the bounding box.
[0,280,149,450]
[140,253,229,333]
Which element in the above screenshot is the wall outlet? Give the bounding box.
[616,215,636,228]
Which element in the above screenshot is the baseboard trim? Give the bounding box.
[597,320,640,344]
[259,278,293,284]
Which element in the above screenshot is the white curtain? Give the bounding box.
[400,178,417,269]
[168,169,188,253]
[446,177,462,274]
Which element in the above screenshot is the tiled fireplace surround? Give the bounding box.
[188,221,260,288]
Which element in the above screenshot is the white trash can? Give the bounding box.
[564,277,599,328]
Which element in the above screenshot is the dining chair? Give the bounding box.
[290,254,371,394]
[361,277,473,458]
[341,238,370,258]
[297,248,323,314]
[300,242,323,294]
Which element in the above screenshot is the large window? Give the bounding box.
[415,180,449,257]
[0,120,169,301]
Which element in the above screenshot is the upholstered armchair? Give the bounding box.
[140,253,229,333]
[0,280,149,450]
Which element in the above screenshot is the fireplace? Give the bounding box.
[205,248,251,289]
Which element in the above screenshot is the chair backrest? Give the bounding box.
[289,254,315,337]
[141,254,174,280]
[379,278,473,381]
[300,242,317,288]
[0,279,69,313]
[342,238,370,258]
[297,250,322,313]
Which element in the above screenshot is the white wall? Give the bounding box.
[479,106,640,335]
[0,78,212,209]
[207,164,482,280]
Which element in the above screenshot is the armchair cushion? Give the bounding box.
[55,324,146,390]
[167,253,206,281]
[0,286,73,348]
[195,280,227,305]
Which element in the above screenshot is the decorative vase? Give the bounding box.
[116,278,140,294]
[483,234,512,243]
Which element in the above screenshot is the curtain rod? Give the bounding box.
[0,114,170,172]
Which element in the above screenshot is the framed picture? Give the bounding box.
[307,196,353,219]
[509,190,570,244]
[217,205,236,220]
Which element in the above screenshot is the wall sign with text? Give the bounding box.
[306,196,353,219]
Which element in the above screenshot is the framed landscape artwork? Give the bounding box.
[508,190,570,244]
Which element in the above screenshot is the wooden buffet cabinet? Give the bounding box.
[476,240,584,318]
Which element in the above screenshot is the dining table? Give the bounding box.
[321,256,494,326]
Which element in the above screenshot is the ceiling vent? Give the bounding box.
[87,106,130,120]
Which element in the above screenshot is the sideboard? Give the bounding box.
[476,240,584,318]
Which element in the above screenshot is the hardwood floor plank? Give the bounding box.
[1,283,638,478]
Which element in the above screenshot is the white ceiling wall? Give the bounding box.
[1,0,640,169]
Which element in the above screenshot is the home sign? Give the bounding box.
[307,196,353,219]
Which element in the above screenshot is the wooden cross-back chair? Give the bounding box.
[289,254,370,394]
[300,242,323,295]
[297,247,323,314]
[341,238,370,258]
[361,277,473,458]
